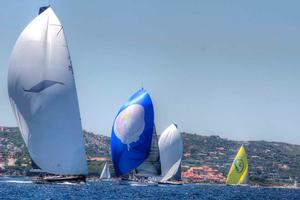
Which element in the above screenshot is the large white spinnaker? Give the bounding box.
[158,124,183,182]
[7,7,88,175]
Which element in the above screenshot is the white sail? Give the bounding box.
[136,125,161,176]
[100,162,111,179]
[7,7,88,175]
[158,124,183,182]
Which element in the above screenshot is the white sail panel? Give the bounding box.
[158,124,183,182]
[8,7,88,175]
[100,162,111,179]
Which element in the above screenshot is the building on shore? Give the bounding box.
[182,165,226,183]
[87,157,110,162]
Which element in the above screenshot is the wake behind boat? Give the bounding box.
[7,6,88,184]
[0,177,33,184]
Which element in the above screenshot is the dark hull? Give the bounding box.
[33,175,86,184]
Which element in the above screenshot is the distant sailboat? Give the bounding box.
[100,162,111,180]
[158,124,183,183]
[7,6,88,183]
[111,89,161,180]
[226,145,248,185]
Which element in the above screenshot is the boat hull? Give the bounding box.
[33,175,86,184]
[158,181,183,185]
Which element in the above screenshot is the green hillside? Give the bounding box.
[182,133,300,185]
[1,127,300,185]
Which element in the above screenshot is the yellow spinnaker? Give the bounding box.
[226,145,248,185]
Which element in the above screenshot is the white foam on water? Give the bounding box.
[57,181,84,186]
[0,180,33,184]
[129,183,148,187]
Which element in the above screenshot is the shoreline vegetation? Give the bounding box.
[1,126,300,187]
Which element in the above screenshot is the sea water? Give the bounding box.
[0,177,299,200]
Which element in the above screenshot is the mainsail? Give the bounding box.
[226,145,248,185]
[100,162,111,179]
[111,89,155,176]
[158,124,183,182]
[7,7,88,175]
[135,125,161,176]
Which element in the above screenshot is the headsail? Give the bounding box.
[158,124,183,182]
[111,89,155,176]
[226,145,248,185]
[100,162,111,179]
[7,7,88,175]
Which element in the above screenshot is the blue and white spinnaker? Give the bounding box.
[111,89,155,176]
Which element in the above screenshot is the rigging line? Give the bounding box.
[57,26,63,36]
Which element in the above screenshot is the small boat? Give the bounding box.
[111,89,161,184]
[157,124,183,185]
[8,6,88,183]
[100,162,111,180]
[226,145,249,186]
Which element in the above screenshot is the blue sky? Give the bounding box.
[1,1,300,144]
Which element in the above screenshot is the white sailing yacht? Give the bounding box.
[7,6,88,183]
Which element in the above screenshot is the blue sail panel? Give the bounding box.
[111,89,154,176]
[39,6,50,15]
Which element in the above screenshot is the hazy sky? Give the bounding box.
[1,1,300,144]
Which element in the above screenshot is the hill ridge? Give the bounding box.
[1,126,299,186]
